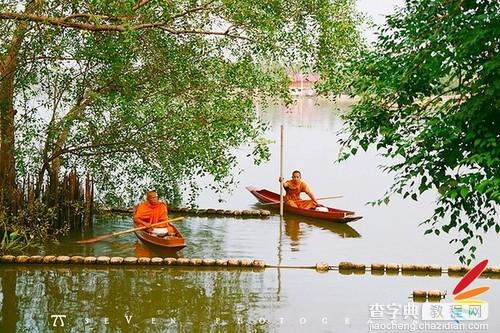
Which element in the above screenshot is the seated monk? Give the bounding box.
[280,170,319,210]
[133,190,175,236]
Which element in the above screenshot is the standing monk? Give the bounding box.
[133,190,175,236]
[280,170,319,210]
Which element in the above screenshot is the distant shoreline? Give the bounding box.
[292,94,361,105]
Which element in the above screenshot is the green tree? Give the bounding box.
[342,0,499,264]
[0,1,363,222]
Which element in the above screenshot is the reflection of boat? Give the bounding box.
[278,213,361,253]
[134,241,182,258]
[134,223,186,251]
[247,187,362,223]
[284,215,361,239]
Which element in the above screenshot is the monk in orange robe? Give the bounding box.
[280,170,319,210]
[133,190,175,235]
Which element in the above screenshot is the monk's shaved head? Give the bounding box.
[146,190,159,204]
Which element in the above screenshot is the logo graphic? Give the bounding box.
[452,259,489,301]
[422,259,490,321]
[451,259,490,321]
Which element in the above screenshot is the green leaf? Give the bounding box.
[460,187,469,199]
[450,190,458,200]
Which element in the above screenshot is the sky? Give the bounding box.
[356,0,405,44]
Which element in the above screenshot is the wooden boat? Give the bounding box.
[246,186,362,223]
[134,223,186,250]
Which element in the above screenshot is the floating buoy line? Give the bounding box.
[105,207,272,217]
[1,256,499,279]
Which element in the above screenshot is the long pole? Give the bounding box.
[278,124,284,300]
[279,125,284,217]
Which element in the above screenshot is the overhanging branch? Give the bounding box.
[0,10,251,41]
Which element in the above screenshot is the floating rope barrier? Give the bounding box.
[1,256,499,278]
[335,261,500,278]
[103,207,272,218]
[0,255,266,270]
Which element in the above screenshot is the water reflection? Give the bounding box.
[283,215,360,252]
[0,266,276,332]
[285,215,361,239]
[134,242,183,258]
[250,202,360,252]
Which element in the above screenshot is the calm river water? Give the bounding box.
[1,97,499,332]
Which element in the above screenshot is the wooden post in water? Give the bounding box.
[279,125,284,217]
[84,173,92,227]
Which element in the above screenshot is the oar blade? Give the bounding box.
[77,234,112,244]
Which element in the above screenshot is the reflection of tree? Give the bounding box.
[23,214,232,259]
[80,215,230,259]
[0,267,274,332]
[0,272,18,332]
[174,216,228,259]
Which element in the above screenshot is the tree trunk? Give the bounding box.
[0,21,28,213]
[44,88,102,195]
[84,173,93,227]
[0,1,39,213]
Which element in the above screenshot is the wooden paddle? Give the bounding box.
[77,216,185,244]
[260,195,343,206]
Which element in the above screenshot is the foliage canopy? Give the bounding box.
[0,0,363,207]
[342,0,499,264]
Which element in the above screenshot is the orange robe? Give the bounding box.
[133,201,174,234]
[284,179,317,210]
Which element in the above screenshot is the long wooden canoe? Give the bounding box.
[134,223,186,250]
[246,186,362,223]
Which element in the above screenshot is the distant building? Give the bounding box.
[289,73,319,96]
